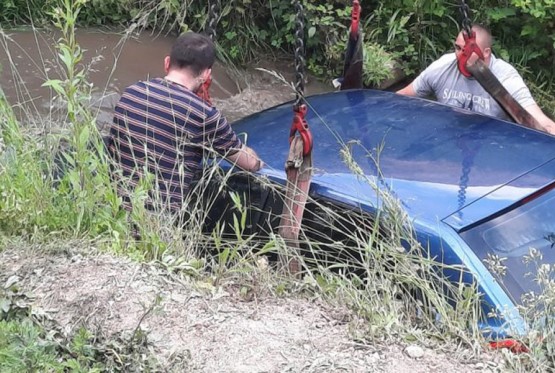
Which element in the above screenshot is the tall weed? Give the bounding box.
[0,0,128,240]
[484,249,555,371]
[284,142,485,346]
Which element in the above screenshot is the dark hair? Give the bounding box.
[169,32,215,76]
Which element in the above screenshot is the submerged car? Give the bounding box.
[209,89,555,337]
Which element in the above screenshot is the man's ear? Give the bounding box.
[483,47,492,59]
[164,56,171,74]
[202,68,212,80]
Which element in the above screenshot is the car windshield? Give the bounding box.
[460,187,555,304]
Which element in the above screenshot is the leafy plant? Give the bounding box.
[0,319,65,373]
[0,276,165,372]
[361,42,395,88]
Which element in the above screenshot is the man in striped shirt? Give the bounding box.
[109,32,263,214]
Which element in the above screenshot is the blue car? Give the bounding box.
[212,89,555,337]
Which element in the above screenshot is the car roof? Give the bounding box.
[232,89,555,228]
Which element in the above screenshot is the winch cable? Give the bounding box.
[196,0,220,105]
[340,0,364,90]
[457,0,541,129]
[277,0,313,275]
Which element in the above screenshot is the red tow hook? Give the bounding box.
[350,0,361,40]
[489,339,529,354]
[457,31,485,78]
[289,104,313,157]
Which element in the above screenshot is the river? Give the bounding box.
[0,28,331,129]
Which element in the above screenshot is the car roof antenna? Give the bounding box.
[278,0,313,276]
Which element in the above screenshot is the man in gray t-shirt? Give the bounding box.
[397,25,555,134]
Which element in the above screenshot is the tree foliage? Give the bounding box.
[1,0,554,99]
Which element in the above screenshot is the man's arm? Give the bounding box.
[226,144,264,172]
[525,104,555,135]
[396,82,417,96]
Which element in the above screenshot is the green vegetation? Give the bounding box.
[0,275,164,371]
[1,0,555,372]
[1,0,555,113]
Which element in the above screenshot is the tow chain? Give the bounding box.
[456,0,484,77]
[206,1,218,41]
[293,0,306,109]
[196,0,220,105]
[278,0,313,275]
[455,1,481,213]
[291,0,312,156]
[455,0,541,211]
[459,0,473,38]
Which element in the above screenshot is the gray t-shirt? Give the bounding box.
[412,53,535,121]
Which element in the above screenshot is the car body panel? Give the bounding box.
[233,90,555,228]
[227,89,555,336]
[445,159,555,230]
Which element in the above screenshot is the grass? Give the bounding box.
[2,1,555,372]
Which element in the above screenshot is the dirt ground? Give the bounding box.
[0,243,503,373]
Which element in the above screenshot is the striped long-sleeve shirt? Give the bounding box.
[109,77,241,212]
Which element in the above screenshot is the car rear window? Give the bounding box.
[460,187,555,304]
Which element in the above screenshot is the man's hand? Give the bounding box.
[525,104,555,135]
[396,83,416,96]
[226,144,264,172]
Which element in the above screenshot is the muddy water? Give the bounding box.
[0,29,331,128]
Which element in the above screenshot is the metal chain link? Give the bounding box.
[207,0,220,41]
[456,137,481,217]
[457,156,472,216]
[459,0,473,37]
[293,0,306,107]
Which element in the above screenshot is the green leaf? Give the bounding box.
[79,126,90,149]
[521,24,538,37]
[58,47,74,71]
[42,79,65,95]
[233,214,240,238]
[240,286,249,297]
[219,247,230,265]
[0,298,11,313]
[308,26,316,39]
[241,211,247,232]
[486,7,516,21]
